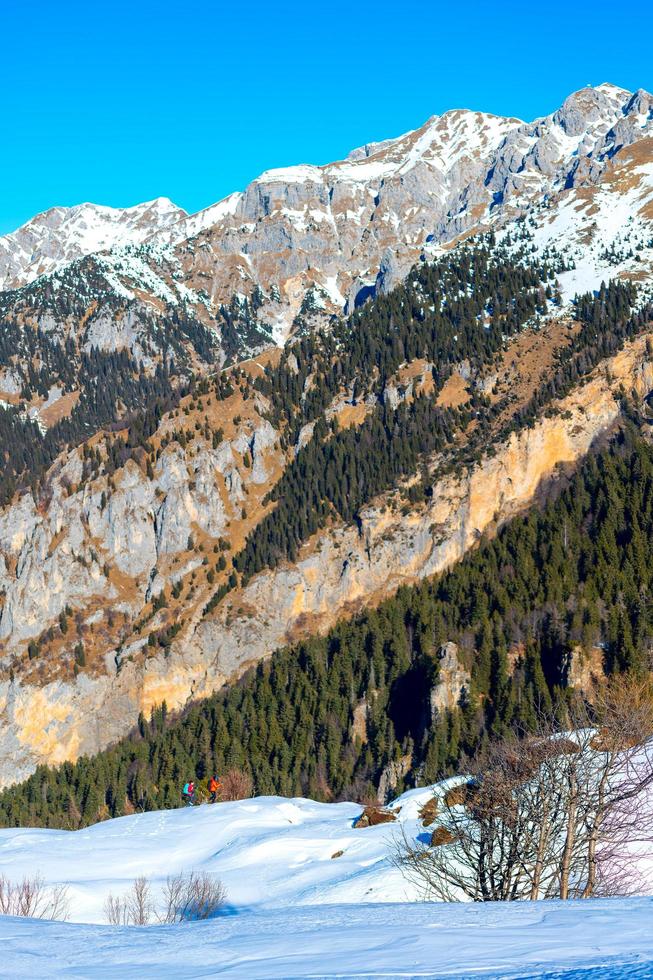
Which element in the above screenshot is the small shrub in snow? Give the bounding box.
[0,874,70,920]
[104,876,154,926]
[219,768,253,802]
[104,872,226,925]
[160,871,227,922]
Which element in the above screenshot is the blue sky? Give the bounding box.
[1,0,652,234]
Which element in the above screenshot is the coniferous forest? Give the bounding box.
[2,425,652,828]
[232,274,647,581]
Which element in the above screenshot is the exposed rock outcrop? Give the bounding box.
[0,411,278,647]
[564,645,605,692]
[351,699,368,745]
[354,805,397,828]
[431,826,456,847]
[377,754,412,804]
[430,643,471,718]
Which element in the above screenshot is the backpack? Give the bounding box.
[183,782,190,795]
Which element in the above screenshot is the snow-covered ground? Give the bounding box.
[2,897,653,977]
[0,788,434,922]
[1,786,653,977]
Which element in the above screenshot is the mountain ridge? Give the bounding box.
[0,81,651,416]
[0,197,187,292]
[3,82,652,304]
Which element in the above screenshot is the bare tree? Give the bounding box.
[103,892,130,926]
[394,735,572,901]
[104,872,226,925]
[540,679,653,900]
[0,875,70,920]
[219,768,253,802]
[581,675,653,896]
[104,877,153,925]
[394,675,653,902]
[159,871,227,922]
[46,882,71,921]
[157,873,186,924]
[126,875,154,925]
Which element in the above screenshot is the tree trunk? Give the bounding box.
[560,772,578,901]
[583,775,608,898]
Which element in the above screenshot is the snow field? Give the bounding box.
[0,788,436,923]
[1,897,653,977]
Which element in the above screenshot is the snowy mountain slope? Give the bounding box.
[3,898,653,978]
[155,83,653,333]
[0,789,434,922]
[474,136,653,304]
[1,787,653,977]
[3,83,653,351]
[0,234,275,408]
[164,81,652,265]
[1,780,652,924]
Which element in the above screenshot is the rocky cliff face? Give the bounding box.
[0,385,280,649]
[430,643,471,718]
[102,83,653,325]
[1,330,652,785]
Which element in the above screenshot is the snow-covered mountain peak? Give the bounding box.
[393,108,520,174]
[165,82,651,255]
[550,83,631,138]
[0,196,187,291]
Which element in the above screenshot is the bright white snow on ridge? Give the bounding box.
[0,198,186,291]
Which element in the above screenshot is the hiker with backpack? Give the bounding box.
[208,775,222,803]
[182,780,196,806]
